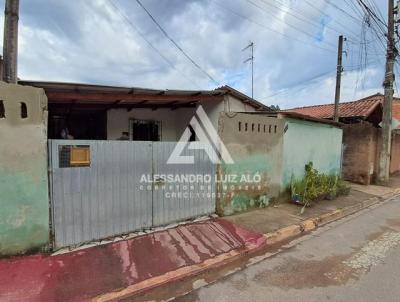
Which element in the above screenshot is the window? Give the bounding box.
[188,124,196,142]
[129,119,161,141]
[0,101,5,118]
[238,122,242,132]
[58,145,91,168]
[20,102,27,119]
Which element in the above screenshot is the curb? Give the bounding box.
[92,240,267,302]
[265,189,400,245]
[93,189,400,301]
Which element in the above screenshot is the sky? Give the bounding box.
[0,0,393,109]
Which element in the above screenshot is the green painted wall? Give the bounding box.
[0,83,49,256]
[0,167,49,256]
[282,118,343,188]
[219,153,277,215]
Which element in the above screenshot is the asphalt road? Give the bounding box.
[175,197,400,302]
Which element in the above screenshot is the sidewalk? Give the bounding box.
[0,218,266,302]
[2,178,400,302]
[224,177,400,240]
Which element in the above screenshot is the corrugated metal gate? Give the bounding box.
[152,142,216,226]
[48,140,216,249]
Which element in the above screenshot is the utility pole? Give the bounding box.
[334,35,345,122]
[243,42,254,99]
[2,0,19,83]
[378,0,396,184]
[0,56,4,81]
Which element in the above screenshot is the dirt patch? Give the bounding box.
[253,254,358,289]
[386,217,400,228]
[365,228,390,242]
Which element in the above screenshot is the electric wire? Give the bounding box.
[107,0,202,88]
[210,0,337,53]
[135,0,219,85]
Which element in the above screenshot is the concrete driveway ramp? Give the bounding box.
[0,218,266,302]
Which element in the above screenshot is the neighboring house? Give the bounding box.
[286,93,400,128]
[277,112,343,188]
[286,93,383,124]
[217,111,343,215]
[285,93,400,184]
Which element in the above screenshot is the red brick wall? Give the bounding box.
[342,122,378,185]
[390,131,400,174]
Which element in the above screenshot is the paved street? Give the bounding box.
[175,197,400,302]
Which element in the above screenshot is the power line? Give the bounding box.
[257,0,360,42]
[356,0,388,39]
[106,0,201,88]
[342,0,366,21]
[303,0,360,38]
[135,0,219,85]
[322,0,364,24]
[357,0,387,28]
[261,69,336,100]
[210,0,337,53]
[245,0,337,48]
[354,0,388,52]
[367,0,386,23]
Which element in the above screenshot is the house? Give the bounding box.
[285,93,400,184]
[1,80,346,255]
[3,80,274,254]
[19,81,270,141]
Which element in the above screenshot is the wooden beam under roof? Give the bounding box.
[46,92,223,103]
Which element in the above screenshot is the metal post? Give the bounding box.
[243,42,254,99]
[251,43,254,99]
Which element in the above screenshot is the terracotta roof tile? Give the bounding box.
[284,93,385,119]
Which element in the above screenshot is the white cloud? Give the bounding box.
[0,0,390,108]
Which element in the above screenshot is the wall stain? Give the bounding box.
[0,83,49,257]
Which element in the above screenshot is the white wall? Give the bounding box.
[107,95,258,141]
[200,95,256,129]
[107,107,195,141]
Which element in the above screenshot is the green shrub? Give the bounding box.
[290,162,350,210]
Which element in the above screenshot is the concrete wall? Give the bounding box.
[0,82,49,256]
[200,95,256,130]
[217,113,284,215]
[281,118,343,188]
[107,95,257,141]
[342,122,378,185]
